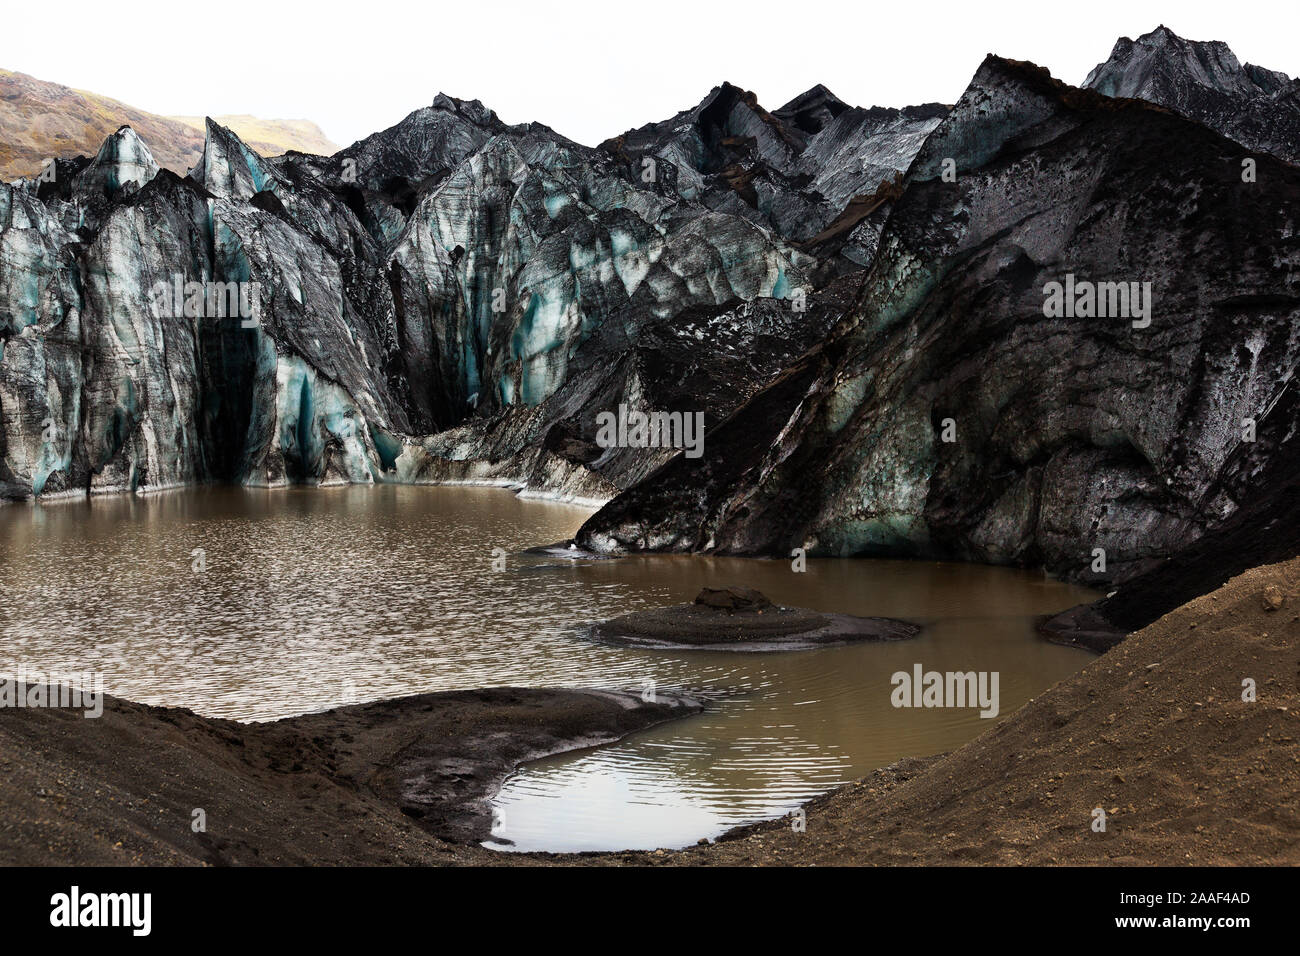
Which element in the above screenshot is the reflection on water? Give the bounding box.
[0,485,1097,852]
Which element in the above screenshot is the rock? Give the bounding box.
[693,586,773,610]
[578,52,1300,625]
[1084,25,1300,164]
[78,125,160,200]
[603,80,946,261]
[189,117,281,200]
[1261,587,1284,611]
[590,600,920,652]
[1,87,837,501]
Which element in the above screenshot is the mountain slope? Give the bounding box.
[0,68,336,179]
[0,92,817,501]
[1084,25,1300,163]
[578,56,1300,600]
[169,114,337,158]
[602,82,947,245]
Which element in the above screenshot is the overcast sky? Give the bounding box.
[4,0,1296,150]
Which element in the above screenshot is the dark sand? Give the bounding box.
[0,687,699,865]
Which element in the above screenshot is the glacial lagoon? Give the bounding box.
[0,485,1096,851]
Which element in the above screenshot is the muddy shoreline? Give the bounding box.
[0,686,702,865]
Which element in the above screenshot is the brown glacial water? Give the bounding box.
[0,485,1097,852]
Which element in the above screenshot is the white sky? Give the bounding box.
[3,0,1297,150]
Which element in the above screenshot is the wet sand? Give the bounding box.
[0,687,700,865]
